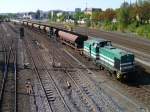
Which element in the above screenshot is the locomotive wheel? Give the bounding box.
[116,72,122,80]
[99,65,102,70]
[80,51,83,55]
[100,66,104,70]
[123,75,127,79]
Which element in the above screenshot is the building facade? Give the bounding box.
[85,8,102,15]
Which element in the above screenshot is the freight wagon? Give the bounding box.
[22,21,88,50]
[56,30,88,49]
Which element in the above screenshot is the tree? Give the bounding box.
[117,2,130,31]
[91,11,100,21]
[137,1,150,24]
[74,12,85,21]
[48,12,52,21]
[103,8,116,22]
[48,11,57,22]
[35,10,40,19]
[58,12,68,22]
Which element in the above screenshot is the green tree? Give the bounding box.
[104,8,116,21]
[117,2,130,31]
[52,13,57,22]
[74,12,85,25]
[91,11,100,27]
[48,12,52,21]
[74,12,85,21]
[92,11,100,21]
[58,12,69,22]
[138,1,150,24]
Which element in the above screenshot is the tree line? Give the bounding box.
[48,0,150,38]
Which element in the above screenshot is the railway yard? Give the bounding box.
[0,21,150,112]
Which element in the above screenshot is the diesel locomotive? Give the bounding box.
[83,38,135,79]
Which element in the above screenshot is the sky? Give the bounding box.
[0,0,136,13]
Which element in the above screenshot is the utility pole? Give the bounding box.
[85,0,88,36]
[130,0,132,7]
[124,0,126,7]
[85,0,87,13]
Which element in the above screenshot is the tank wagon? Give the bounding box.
[11,20,21,25]
[39,25,45,30]
[33,23,40,29]
[23,21,28,25]
[83,38,135,79]
[55,30,88,49]
[28,22,33,27]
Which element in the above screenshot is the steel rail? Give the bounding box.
[13,39,18,112]
[23,38,53,112]
[24,31,72,112]
[0,40,14,111]
[36,55,72,112]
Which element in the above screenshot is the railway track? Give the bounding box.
[0,36,17,112]
[74,27,150,69]
[64,43,150,110]
[45,40,102,112]
[24,30,72,112]
[25,27,102,111]
[51,41,121,111]
[42,22,150,55]
[27,26,150,110]
[25,27,122,111]
[10,22,150,111]
[75,27,150,53]
[40,21,150,68]
[0,22,19,112]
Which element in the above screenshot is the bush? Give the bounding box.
[111,23,118,31]
[86,20,91,27]
[128,22,138,32]
[136,25,150,39]
[117,23,126,32]
[103,21,117,31]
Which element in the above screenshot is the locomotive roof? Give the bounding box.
[102,46,133,58]
[90,37,110,42]
[85,37,111,44]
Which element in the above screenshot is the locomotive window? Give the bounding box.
[106,41,112,46]
[93,43,97,47]
[99,41,112,47]
[100,42,105,47]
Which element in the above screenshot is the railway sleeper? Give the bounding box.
[46,92,53,96]
[82,87,90,95]
[48,96,55,102]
